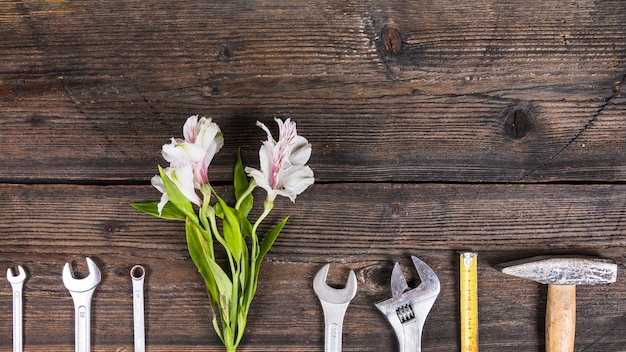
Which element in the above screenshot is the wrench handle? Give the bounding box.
[71,291,94,352]
[12,284,23,352]
[320,301,349,352]
[76,304,90,352]
[131,265,146,352]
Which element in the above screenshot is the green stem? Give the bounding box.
[236,199,274,346]
[235,180,257,210]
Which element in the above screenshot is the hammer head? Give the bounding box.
[499,256,617,285]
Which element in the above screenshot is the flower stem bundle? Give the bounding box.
[132,115,314,351]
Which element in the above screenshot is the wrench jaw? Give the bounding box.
[313,263,357,304]
[62,258,102,293]
[7,266,27,284]
[375,256,440,352]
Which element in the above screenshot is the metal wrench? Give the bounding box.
[130,265,146,352]
[313,264,357,352]
[375,256,440,352]
[7,266,27,352]
[62,257,101,352]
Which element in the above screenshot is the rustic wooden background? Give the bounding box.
[1,0,626,351]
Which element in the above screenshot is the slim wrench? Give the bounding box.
[7,266,26,352]
[131,265,146,352]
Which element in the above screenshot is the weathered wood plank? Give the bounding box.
[1,0,625,183]
[0,184,625,350]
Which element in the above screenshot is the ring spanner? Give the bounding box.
[63,257,101,352]
[375,256,440,352]
[7,266,27,352]
[131,265,146,352]
[313,264,357,352]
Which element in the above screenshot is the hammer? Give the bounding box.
[499,256,617,352]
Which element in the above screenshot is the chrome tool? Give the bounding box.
[131,265,146,352]
[7,266,27,352]
[62,257,101,352]
[375,256,440,352]
[313,264,357,352]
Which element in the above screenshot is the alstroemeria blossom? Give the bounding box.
[153,115,223,213]
[245,118,314,202]
[152,164,202,214]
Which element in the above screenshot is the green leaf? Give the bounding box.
[233,148,248,198]
[233,149,254,217]
[205,257,234,324]
[131,201,186,220]
[214,193,244,262]
[185,220,218,303]
[257,216,288,265]
[158,166,199,224]
[239,213,253,238]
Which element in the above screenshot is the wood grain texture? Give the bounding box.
[1,0,625,183]
[1,0,626,350]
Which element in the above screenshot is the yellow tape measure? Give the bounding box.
[460,252,479,352]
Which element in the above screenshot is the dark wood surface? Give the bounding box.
[1,0,626,351]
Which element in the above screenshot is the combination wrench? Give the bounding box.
[62,257,101,352]
[7,266,27,352]
[131,265,146,352]
[313,264,357,352]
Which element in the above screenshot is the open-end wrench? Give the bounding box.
[130,265,146,352]
[62,257,101,352]
[375,256,440,352]
[7,266,27,352]
[313,264,357,352]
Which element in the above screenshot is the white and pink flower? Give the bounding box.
[245,118,314,202]
[153,115,223,213]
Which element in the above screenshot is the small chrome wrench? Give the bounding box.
[375,256,440,352]
[62,257,101,352]
[313,264,357,352]
[7,266,27,352]
[131,265,146,352]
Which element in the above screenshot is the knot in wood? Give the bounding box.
[381,25,403,56]
[504,108,534,140]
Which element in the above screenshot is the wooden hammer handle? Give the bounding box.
[546,284,576,352]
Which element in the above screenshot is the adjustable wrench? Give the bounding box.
[313,264,357,352]
[375,256,440,352]
[7,266,27,352]
[62,257,101,352]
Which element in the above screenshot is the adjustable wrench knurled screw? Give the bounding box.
[62,257,101,352]
[313,264,358,352]
[7,266,27,352]
[375,256,440,352]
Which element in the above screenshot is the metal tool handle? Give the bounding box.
[131,265,146,352]
[399,319,421,352]
[12,282,24,352]
[319,301,349,352]
[71,291,94,352]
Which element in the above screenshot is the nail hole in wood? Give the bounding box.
[505,109,534,140]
